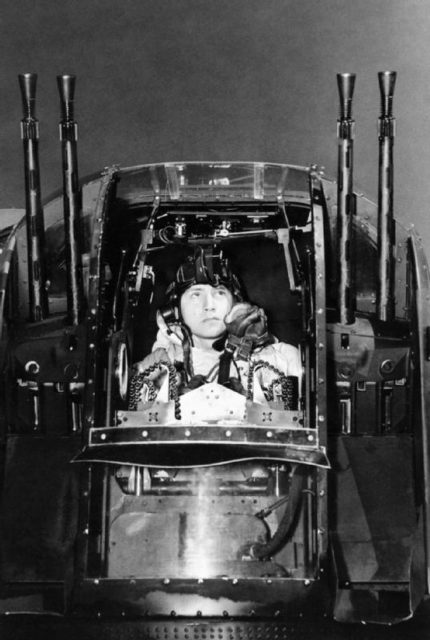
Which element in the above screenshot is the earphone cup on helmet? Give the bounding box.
[158,282,180,327]
[158,303,180,326]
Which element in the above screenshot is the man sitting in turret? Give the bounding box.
[129,247,301,410]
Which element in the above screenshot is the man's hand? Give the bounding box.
[224,303,272,357]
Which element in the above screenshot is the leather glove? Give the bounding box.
[224,303,272,359]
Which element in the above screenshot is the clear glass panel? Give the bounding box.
[116,162,310,204]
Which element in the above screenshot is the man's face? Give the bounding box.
[180,284,234,342]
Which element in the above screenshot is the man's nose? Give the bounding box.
[204,292,216,310]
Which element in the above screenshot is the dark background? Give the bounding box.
[1,0,430,247]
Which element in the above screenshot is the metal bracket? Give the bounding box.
[276,228,301,293]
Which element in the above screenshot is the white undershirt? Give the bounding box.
[190,347,221,380]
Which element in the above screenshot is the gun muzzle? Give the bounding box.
[337,73,355,121]
[336,73,356,325]
[57,74,84,325]
[19,73,49,322]
[379,70,396,119]
[377,71,397,321]
[58,74,76,121]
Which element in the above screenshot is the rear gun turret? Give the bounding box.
[1,68,429,632]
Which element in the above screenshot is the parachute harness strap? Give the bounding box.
[128,361,181,419]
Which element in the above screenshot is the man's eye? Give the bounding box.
[216,289,226,296]
[190,292,200,298]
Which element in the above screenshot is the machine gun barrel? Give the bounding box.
[57,74,84,325]
[336,73,356,325]
[18,73,49,322]
[377,71,397,321]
